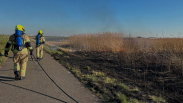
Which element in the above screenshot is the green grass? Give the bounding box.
[92,70,105,77]
[118,83,139,92]
[149,95,166,102]
[0,34,11,67]
[86,66,91,70]
[116,93,127,103]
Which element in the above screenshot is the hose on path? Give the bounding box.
[32,54,79,103]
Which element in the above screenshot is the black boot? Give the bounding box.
[19,76,25,80]
[39,57,43,61]
[14,71,20,80]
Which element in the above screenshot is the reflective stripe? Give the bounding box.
[13,49,28,52]
[13,48,28,53]
[28,47,33,50]
[14,66,20,69]
[25,39,30,43]
[8,41,12,44]
[20,70,26,72]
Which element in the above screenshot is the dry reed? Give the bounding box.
[58,32,183,74]
[69,32,124,52]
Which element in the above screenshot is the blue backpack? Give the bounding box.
[36,35,40,45]
[15,30,23,51]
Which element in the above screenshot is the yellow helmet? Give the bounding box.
[38,30,43,34]
[15,24,25,31]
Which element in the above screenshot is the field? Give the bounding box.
[0,34,11,67]
[43,32,183,103]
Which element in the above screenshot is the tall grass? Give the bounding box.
[152,38,183,53]
[68,32,183,74]
[69,32,124,52]
[151,38,183,73]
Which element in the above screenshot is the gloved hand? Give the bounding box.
[40,42,45,45]
[30,49,33,55]
[4,51,8,57]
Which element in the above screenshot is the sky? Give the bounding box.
[1,0,183,37]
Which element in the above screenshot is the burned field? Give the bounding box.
[48,49,183,103]
[43,33,183,103]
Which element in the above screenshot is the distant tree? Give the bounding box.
[137,36,142,38]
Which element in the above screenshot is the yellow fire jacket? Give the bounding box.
[5,33,33,55]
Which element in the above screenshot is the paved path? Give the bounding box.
[0,43,100,103]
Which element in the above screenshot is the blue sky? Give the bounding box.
[0,0,183,37]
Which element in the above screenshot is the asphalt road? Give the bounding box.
[0,43,100,103]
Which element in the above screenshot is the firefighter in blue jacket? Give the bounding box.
[36,30,45,61]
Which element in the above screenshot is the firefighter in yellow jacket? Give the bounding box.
[4,24,33,80]
[36,30,45,61]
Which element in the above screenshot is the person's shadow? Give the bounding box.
[0,76,15,81]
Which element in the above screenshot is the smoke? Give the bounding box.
[77,0,125,33]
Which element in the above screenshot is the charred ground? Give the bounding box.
[47,49,181,103]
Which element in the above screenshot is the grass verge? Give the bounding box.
[0,34,12,68]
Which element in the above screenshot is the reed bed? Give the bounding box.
[67,32,183,75]
[50,33,183,102]
[69,32,124,52]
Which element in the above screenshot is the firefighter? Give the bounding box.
[36,30,45,61]
[4,24,33,80]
